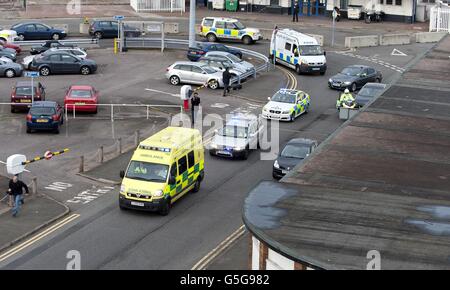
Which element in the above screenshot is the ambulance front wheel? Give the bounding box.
[192,179,201,193]
[159,199,171,216]
[206,33,217,42]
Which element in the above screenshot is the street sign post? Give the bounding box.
[332,9,337,47]
[114,15,125,51]
[25,71,39,104]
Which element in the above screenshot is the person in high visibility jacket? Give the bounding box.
[336,89,355,108]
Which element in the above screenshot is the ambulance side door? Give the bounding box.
[169,162,178,199]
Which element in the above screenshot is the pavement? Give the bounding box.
[0,175,69,253]
[206,232,249,270]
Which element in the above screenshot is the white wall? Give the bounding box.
[266,249,295,270]
[252,0,271,6]
[251,237,260,270]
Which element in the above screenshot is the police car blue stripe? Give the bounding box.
[224,29,231,35]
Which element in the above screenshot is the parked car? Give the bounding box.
[204,51,255,73]
[11,81,46,113]
[199,17,262,44]
[11,22,67,40]
[88,20,141,39]
[187,42,242,61]
[26,101,64,134]
[0,46,17,61]
[165,61,224,90]
[64,85,99,113]
[198,56,245,77]
[273,138,318,179]
[0,59,23,78]
[0,56,13,63]
[328,65,382,92]
[355,83,387,107]
[0,39,21,54]
[30,51,97,76]
[0,29,18,43]
[24,47,87,69]
[30,40,75,55]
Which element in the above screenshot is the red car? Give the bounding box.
[0,39,21,54]
[64,85,99,113]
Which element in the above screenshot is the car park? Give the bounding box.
[198,56,245,77]
[0,46,17,61]
[199,17,262,45]
[10,81,46,112]
[209,114,263,160]
[30,51,97,76]
[262,89,310,122]
[270,28,327,75]
[0,59,23,78]
[273,138,317,179]
[0,39,21,54]
[328,65,382,92]
[30,40,75,55]
[64,85,99,113]
[204,51,255,73]
[11,22,67,40]
[166,61,223,90]
[26,101,64,134]
[88,20,141,39]
[355,83,387,107]
[187,42,242,61]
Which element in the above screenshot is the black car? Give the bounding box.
[30,40,75,55]
[273,138,318,179]
[355,83,387,107]
[30,51,97,76]
[187,43,242,61]
[88,20,141,39]
[11,22,67,41]
[26,101,64,134]
[328,65,382,92]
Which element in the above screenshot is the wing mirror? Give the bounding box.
[120,170,125,178]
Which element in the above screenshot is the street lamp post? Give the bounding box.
[189,0,196,48]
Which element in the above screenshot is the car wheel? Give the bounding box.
[208,79,219,90]
[242,36,252,45]
[39,66,50,76]
[295,65,301,75]
[169,75,180,86]
[209,150,215,156]
[5,69,15,78]
[26,128,31,134]
[119,204,127,211]
[94,31,103,39]
[351,83,357,92]
[320,71,326,75]
[159,199,171,216]
[54,126,60,134]
[11,107,15,113]
[206,33,217,42]
[80,66,91,75]
[192,179,201,193]
[242,149,249,160]
[17,34,25,41]
[305,104,310,114]
[52,33,60,40]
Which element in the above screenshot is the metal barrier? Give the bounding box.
[430,6,450,33]
[130,0,185,13]
[13,38,99,47]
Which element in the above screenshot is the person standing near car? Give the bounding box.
[222,67,231,97]
[8,175,28,217]
[292,1,300,23]
[191,91,201,128]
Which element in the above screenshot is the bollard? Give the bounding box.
[79,156,84,173]
[134,130,140,147]
[118,138,122,154]
[31,177,37,195]
[98,146,104,163]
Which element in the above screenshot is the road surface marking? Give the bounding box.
[66,186,115,204]
[45,182,73,192]
[0,214,80,263]
[145,88,180,98]
[391,48,407,56]
[191,225,246,270]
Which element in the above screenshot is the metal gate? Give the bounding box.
[430,5,450,33]
[130,0,186,13]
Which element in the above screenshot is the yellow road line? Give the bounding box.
[191,225,246,270]
[277,66,298,90]
[0,214,80,263]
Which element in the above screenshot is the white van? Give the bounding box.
[270,28,327,75]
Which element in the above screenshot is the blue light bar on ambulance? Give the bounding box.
[139,145,171,152]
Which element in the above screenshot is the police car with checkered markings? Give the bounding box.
[262,89,310,122]
[200,17,262,45]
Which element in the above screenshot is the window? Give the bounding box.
[176,65,191,71]
[395,0,402,5]
[368,68,375,74]
[225,22,236,30]
[48,54,61,61]
[216,44,228,51]
[292,44,298,55]
[285,42,292,51]
[379,0,383,4]
[61,54,77,63]
[25,24,35,32]
[170,162,177,177]
[215,21,225,29]
[35,24,48,32]
[99,21,110,28]
[187,151,195,168]
[203,19,214,27]
[386,0,393,4]
[178,156,188,175]
[191,66,204,74]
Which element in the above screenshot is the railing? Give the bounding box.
[130,0,185,13]
[430,6,450,33]
[13,38,99,46]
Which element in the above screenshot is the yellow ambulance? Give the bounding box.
[119,127,204,215]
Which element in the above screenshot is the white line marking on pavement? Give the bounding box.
[145,88,180,98]
[391,48,408,56]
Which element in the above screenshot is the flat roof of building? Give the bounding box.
[243,36,450,270]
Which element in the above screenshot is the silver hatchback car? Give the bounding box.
[166,61,224,90]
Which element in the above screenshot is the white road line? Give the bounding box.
[145,88,180,98]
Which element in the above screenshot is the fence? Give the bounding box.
[130,0,185,13]
[430,6,450,33]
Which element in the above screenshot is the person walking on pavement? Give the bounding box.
[191,91,201,128]
[222,67,231,97]
[292,1,300,22]
[8,175,28,217]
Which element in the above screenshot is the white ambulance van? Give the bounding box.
[270,28,327,75]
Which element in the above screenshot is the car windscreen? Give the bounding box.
[271,92,296,103]
[298,45,323,56]
[341,67,363,76]
[30,107,55,116]
[125,161,169,183]
[219,125,248,138]
[281,144,310,159]
[235,21,245,30]
[69,90,92,98]
[358,86,383,98]
[16,86,37,95]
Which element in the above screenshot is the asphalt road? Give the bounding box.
[0,34,433,269]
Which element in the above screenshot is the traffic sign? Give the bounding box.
[114,15,125,21]
[44,151,53,160]
[25,71,39,77]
